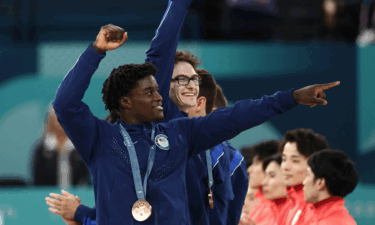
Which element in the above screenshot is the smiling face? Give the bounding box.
[281,142,309,187]
[127,75,164,123]
[262,161,288,200]
[170,61,199,112]
[247,156,265,189]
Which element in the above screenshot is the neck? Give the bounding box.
[119,114,140,125]
[194,110,206,117]
[178,105,189,114]
[185,107,206,118]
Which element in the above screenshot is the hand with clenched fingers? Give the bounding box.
[92,24,128,55]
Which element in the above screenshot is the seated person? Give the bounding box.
[32,106,89,186]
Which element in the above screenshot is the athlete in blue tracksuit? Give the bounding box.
[54,39,298,225]
[226,141,249,225]
[75,0,232,224]
[145,0,233,223]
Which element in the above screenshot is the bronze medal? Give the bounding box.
[132,199,152,221]
[208,188,214,209]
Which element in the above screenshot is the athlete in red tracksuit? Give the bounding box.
[249,154,295,225]
[289,149,358,225]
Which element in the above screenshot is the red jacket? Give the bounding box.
[249,190,292,225]
[278,184,308,225]
[293,196,357,225]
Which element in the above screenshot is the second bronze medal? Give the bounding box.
[208,187,214,209]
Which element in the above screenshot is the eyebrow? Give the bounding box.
[281,154,303,158]
[267,171,275,175]
[143,86,158,92]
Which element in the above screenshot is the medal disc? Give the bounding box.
[208,188,214,209]
[132,199,152,221]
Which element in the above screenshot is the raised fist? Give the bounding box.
[92,24,128,54]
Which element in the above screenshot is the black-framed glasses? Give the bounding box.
[171,75,202,86]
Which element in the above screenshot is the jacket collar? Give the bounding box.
[313,196,344,210]
[117,118,153,132]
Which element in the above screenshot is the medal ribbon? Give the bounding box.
[118,122,156,200]
[198,150,214,189]
[205,150,214,189]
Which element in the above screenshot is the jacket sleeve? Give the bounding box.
[177,89,297,157]
[75,204,96,223]
[52,44,105,165]
[145,0,193,121]
[228,155,248,225]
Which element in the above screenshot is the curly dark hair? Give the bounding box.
[102,63,158,111]
[175,50,201,69]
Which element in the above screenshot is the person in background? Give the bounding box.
[32,106,89,186]
[277,128,330,225]
[247,154,289,225]
[239,140,279,224]
[238,145,254,221]
[296,149,358,225]
[211,84,249,225]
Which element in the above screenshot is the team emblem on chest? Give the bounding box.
[155,134,170,150]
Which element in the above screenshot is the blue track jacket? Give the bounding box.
[226,141,249,225]
[53,43,296,224]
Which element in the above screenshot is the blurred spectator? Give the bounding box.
[0,0,13,15]
[319,0,359,42]
[31,106,89,186]
[12,0,23,42]
[12,0,38,42]
[357,0,375,46]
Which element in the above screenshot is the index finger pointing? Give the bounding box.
[320,81,340,90]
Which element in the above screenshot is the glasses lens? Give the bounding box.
[178,78,188,85]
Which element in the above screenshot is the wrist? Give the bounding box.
[92,43,106,55]
[292,90,300,104]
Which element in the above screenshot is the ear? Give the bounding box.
[316,177,327,191]
[196,96,206,112]
[119,96,132,110]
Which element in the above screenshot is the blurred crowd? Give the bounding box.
[0,0,371,43]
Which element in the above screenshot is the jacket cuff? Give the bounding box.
[80,44,106,68]
[279,89,298,111]
[74,204,94,223]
